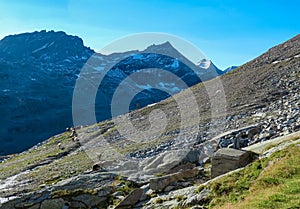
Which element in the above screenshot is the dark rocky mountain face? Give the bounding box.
[0,31,223,155]
[0,31,94,155]
[0,30,93,63]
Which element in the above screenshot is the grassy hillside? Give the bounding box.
[198,136,300,209]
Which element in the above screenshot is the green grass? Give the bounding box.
[176,195,187,202]
[155,197,163,204]
[204,141,300,209]
[156,172,165,177]
[111,175,135,195]
[0,132,72,180]
[25,150,93,186]
[116,180,134,194]
[0,131,94,196]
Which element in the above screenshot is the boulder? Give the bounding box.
[40,198,65,209]
[211,148,258,178]
[115,188,143,209]
[246,126,261,138]
[166,162,196,174]
[126,149,201,180]
[182,149,201,164]
[28,204,41,209]
[183,188,210,207]
[92,160,116,171]
[72,194,106,207]
[52,172,116,191]
[69,201,86,208]
[149,168,200,191]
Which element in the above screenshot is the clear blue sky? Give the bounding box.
[0,0,299,69]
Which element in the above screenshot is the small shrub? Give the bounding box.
[51,189,98,198]
[117,181,134,194]
[196,185,206,193]
[156,197,163,204]
[176,195,186,201]
[156,173,164,177]
[149,193,157,198]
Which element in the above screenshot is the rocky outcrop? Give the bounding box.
[149,168,201,192]
[0,173,116,209]
[115,188,143,209]
[211,148,258,178]
[110,149,201,181]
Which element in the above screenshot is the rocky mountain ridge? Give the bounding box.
[0,30,224,155]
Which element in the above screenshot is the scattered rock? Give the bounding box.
[183,188,210,207]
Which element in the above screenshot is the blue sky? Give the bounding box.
[0,0,299,69]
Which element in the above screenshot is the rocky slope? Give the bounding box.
[0,34,299,209]
[0,30,224,155]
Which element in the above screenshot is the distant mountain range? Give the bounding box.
[0,30,232,155]
[224,65,238,73]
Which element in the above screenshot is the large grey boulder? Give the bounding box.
[71,194,106,207]
[211,148,258,178]
[149,168,200,191]
[40,198,65,209]
[111,149,201,181]
[52,172,116,191]
[115,188,143,209]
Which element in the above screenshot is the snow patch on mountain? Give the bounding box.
[197,59,211,69]
[171,59,179,68]
[132,54,144,60]
[32,41,55,53]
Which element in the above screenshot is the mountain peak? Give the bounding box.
[143,41,180,56]
[197,58,211,69]
[0,30,94,62]
[157,41,174,48]
[146,41,174,49]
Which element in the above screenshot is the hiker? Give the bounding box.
[69,127,78,141]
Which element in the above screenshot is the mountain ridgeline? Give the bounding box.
[0,30,224,155]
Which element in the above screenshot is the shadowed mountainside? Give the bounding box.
[0,30,224,155]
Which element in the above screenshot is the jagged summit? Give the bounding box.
[197,58,213,69]
[145,41,174,50]
[0,30,94,62]
[196,58,224,75]
[143,41,183,59]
